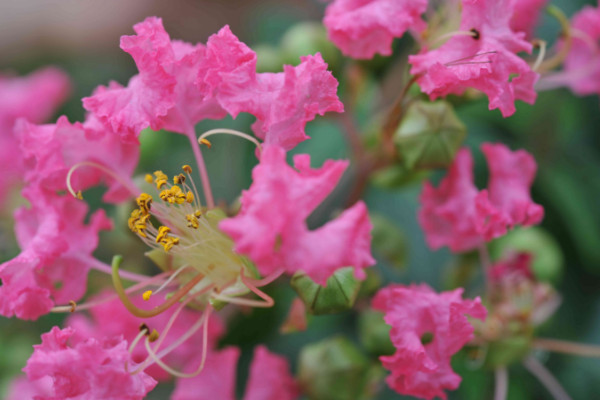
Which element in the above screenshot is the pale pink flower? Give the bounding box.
[373,284,486,400]
[0,67,70,207]
[419,143,543,252]
[409,0,538,117]
[0,191,111,320]
[23,327,157,400]
[323,0,428,59]
[561,4,600,97]
[510,0,547,39]
[84,18,343,150]
[220,145,374,286]
[172,346,299,400]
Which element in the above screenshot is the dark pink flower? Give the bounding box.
[23,327,156,400]
[220,145,374,285]
[172,346,298,400]
[5,376,54,400]
[84,18,342,150]
[488,252,534,284]
[66,292,224,382]
[323,0,428,59]
[418,143,543,252]
[373,284,486,400]
[510,0,547,39]
[0,67,70,208]
[409,0,538,117]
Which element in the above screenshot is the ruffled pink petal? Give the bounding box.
[409,0,538,117]
[220,145,374,285]
[15,115,139,204]
[0,67,70,207]
[373,284,486,399]
[171,348,240,400]
[418,148,485,252]
[323,0,428,59]
[0,192,111,320]
[480,143,544,238]
[244,346,299,400]
[23,327,157,400]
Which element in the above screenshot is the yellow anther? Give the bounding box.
[160,185,186,204]
[69,300,77,313]
[128,209,150,237]
[182,165,192,174]
[160,236,180,252]
[154,170,168,189]
[199,138,212,148]
[145,174,153,184]
[142,290,153,301]
[156,226,171,243]
[194,210,202,218]
[174,173,186,185]
[186,214,199,229]
[136,193,153,214]
[186,192,194,203]
[148,329,160,342]
[76,191,83,200]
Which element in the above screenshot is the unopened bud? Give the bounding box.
[291,267,360,315]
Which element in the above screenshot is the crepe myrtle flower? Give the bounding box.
[18,15,372,384]
[418,143,544,253]
[373,283,486,400]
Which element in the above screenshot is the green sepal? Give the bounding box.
[483,335,533,368]
[291,267,361,315]
[394,100,466,170]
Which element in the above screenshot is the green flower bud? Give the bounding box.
[490,226,563,283]
[358,310,395,356]
[291,267,361,315]
[298,337,381,400]
[483,335,532,368]
[394,100,466,169]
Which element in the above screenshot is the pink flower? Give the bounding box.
[172,346,299,400]
[373,284,486,400]
[0,191,111,320]
[488,252,534,284]
[84,18,343,150]
[510,0,547,39]
[23,327,157,400]
[409,0,538,117]
[66,292,224,381]
[418,143,543,252]
[0,67,70,208]
[220,52,344,150]
[220,145,374,285]
[16,114,139,204]
[323,0,428,59]
[561,4,600,97]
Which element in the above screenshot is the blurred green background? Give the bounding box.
[1,0,599,399]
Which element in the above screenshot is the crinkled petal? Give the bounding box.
[323,0,427,59]
[373,284,486,399]
[220,145,374,285]
[23,327,157,400]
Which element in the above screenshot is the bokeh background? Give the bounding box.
[1,0,599,399]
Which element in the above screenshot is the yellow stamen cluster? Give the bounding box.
[154,171,168,189]
[186,210,202,229]
[128,208,151,238]
[155,226,180,252]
